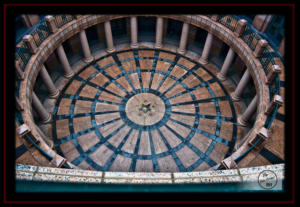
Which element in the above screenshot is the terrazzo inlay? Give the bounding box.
[52,49,238,172]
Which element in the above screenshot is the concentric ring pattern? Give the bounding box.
[52,49,237,172]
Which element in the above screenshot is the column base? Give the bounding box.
[48,89,60,99]
[40,113,52,124]
[230,92,242,102]
[130,43,139,49]
[63,71,74,79]
[237,116,248,127]
[83,56,94,63]
[106,47,116,53]
[154,43,163,49]
[199,57,208,65]
[177,48,186,55]
[217,72,227,82]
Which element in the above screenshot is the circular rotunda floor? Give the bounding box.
[52,49,238,172]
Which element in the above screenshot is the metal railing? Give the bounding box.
[53,15,74,28]
[218,15,240,32]
[241,24,263,51]
[30,20,51,47]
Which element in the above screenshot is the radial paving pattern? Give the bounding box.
[52,49,238,172]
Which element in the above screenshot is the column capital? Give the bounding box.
[266,65,282,84]
[234,19,248,37]
[253,39,268,58]
[23,35,38,54]
[45,15,58,33]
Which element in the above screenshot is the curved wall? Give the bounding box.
[16,15,283,171]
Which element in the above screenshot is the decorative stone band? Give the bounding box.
[18,14,276,171]
[16,163,284,185]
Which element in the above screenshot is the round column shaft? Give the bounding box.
[238,95,258,126]
[79,30,94,63]
[32,92,51,123]
[155,17,164,49]
[56,44,74,79]
[217,48,236,81]
[130,16,138,49]
[104,21,116,53]
[39,65,60,98]
[177,23,189,54]
[231,69,251,102]
[199,32,214,65]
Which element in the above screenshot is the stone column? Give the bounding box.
[56,44,74,79]
[199,33,214,65]
[15,60,25,80]
[177,23,189,55]
[130,16,139,49]
[79,30,94,63]
[231,69,251,102]
[217,48,236,81]
[238,95,258,126]
[252,15,272,33]
[22,15,40,28]
[39,64,60,98]
[16,96,24,111]
[32,92,51,124]
[155,17,164,49]
[104,21,116,53]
